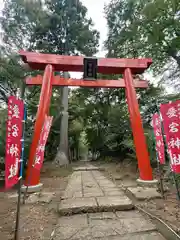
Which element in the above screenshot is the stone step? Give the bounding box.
[73,166,101,171]
[127,187,162,201]
[58,195,134,216]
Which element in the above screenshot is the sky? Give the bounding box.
[81,0,110,57]
[0,1,3,13]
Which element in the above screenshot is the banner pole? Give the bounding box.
[172,171,180,200]
[14,83,26,240]
[153,101,165,198]
[157,157,165,198]
[22,129,37,204]
[23,161,34,204]
[152,126,164,198]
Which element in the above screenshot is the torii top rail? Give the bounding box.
[20,50,152,74]
[19,50,154,187]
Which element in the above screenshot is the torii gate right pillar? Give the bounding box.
[124,68,153,181]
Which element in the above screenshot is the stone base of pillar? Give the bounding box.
[137,179,158,187]
[21,183,43,193]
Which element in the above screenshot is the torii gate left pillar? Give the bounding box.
[20,51,157,189]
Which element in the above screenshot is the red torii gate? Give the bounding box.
[20,50,155,189]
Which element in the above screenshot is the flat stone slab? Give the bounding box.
[128,187,162,200]
[83,192,104,197]
[113,217,156,235]
[73,166,100,171]
[88,212,116,220]
[61,191,83,199]
[59,195,134,215]
[116,210,144,219]
[104,190,124,196]
[97,196,134,211]
[52,212,163,240]
[102,232,166,240]
[59,197,98,215]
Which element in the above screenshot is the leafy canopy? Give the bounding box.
[105,0,180,82]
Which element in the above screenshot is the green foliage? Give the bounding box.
[69,86,153,160]
[1,0,99,55]
[0,109,7,160]
[35,0,100,55]
[105,0,180,89]
[144,129,156,163]
[1,0,46,52]
[0,55,26,104]
[69,81,180,163]
[0,0,100,164]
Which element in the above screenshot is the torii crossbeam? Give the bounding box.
[20,50,155,188]
[25,75,148,88]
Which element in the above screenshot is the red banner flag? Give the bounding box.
[5,96,24,189]
[152,113,165,164]
[33,115,53,170]
[160,100,180,173]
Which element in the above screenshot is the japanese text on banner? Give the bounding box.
[152,113,165,164]
[5,96,24,189]
[160,100,180,173]
[34,116,53,171]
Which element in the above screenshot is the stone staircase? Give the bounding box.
[53,165,166,240]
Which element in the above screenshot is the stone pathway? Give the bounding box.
[53,211,165,240]
[59,168,133,215]
[54,165,167,239]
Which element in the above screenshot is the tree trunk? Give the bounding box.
[168,49,180,68]
[54,72,69,166]
[173,55,180,68]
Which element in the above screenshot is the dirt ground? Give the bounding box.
[97,160,180,235]
[0,164,72,240]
